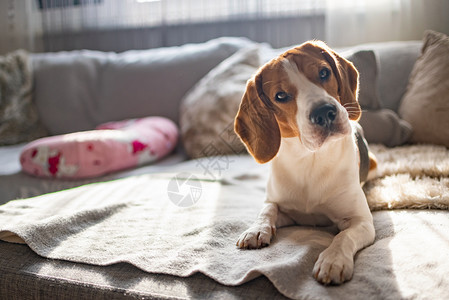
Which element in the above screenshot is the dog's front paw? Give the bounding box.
[312,248,354,285]
[236,224,276,249]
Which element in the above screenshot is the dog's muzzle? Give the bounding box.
[309,103,337,129]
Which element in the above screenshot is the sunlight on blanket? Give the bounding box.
[387,212,449,297]
[0,173,223,250]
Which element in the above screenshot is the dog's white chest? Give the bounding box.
[266,136,359,225]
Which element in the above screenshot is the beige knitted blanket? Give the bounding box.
[0,144,448,299]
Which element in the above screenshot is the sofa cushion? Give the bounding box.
[0,50,48,145]
[342,49,412,147]
[358,109,412,147]
[0,241,284,299]
[399,31,449,147]
[31,37,255,135]
[370,41,422,112]
[342,50,381,110]
[180,47,260,158]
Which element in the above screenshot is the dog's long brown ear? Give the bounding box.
[234,75,281,164]
[321,46,361,121]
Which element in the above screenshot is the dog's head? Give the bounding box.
[235,40,360,163]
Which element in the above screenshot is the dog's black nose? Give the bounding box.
[309,104,337,128]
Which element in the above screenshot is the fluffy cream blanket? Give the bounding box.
[365,144,449,210]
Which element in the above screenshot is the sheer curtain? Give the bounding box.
[0,0,448,54]
[0,1,43,54]
[35,0,327,52]
[325,0,449,47]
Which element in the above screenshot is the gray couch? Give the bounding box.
[0,37,421,204]
[0,37,428,299]
[0,37,256,203]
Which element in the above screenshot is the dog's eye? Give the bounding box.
[275,91,290,103]
[319,68,331,81]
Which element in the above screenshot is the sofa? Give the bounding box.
[1,31,449,299]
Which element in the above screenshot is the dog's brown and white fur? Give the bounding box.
[234,41,377,285]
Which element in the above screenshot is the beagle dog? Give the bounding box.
[234,40,377,285]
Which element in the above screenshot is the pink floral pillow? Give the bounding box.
[20,117,178,179]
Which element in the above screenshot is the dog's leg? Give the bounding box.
[236,203,294,249]
[312,215,375,285]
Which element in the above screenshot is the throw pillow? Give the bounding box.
[179,47,261,158]
[342,50,381,110]
[358,109,412,147]
[399,30,449,147]
[20,117,178,178]
[0,50,48,145]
